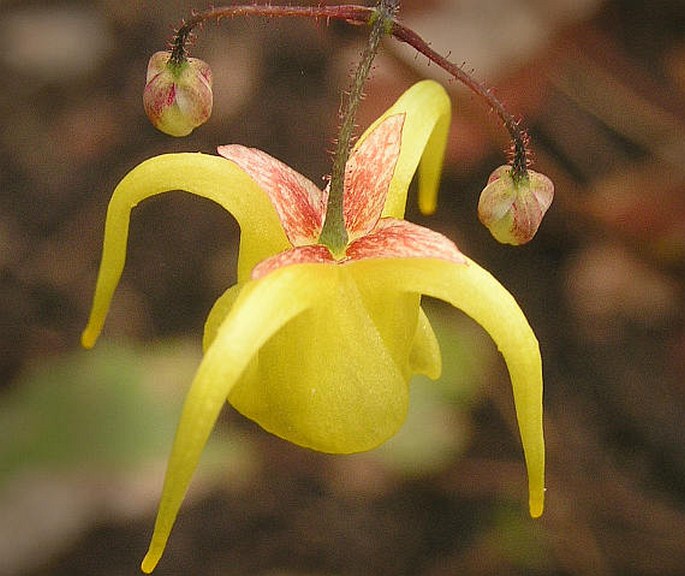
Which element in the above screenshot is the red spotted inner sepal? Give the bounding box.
[218,145,327,246]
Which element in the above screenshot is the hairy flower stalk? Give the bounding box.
[318,0,397,252]
[164,2,534,186]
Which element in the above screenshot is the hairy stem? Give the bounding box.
[169,4,374,65]
[388,22,530,181]
[318,2,396,252]
[168,2,530,181]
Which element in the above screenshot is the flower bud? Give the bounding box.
[143,51,213,137]
[478,165,554,245]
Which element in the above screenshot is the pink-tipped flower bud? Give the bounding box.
[143,51,213,137]
[478,165,554,245]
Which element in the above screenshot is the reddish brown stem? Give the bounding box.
[170,5,375,64]
[169,3,530,180]
[389,21,530,180]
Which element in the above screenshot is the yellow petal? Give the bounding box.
[227,265,415,454]
[81,153,289,350]
[354,80,451,219]
[141,264,337,573]
[348,256,545,518]
[203,269,439,458]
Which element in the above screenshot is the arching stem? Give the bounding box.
[167,2,531,183]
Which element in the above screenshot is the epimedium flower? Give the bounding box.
[81,80,545,573]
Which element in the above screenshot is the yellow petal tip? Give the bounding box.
[140,551,159,574]
[80,327,98,350]
[418,196,437,216]
[529,493,545,518]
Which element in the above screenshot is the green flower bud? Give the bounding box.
[478,165,554,245]
[143,51,213,137]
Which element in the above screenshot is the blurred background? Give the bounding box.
[1,0,685,574]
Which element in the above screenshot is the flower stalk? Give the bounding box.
[164,2,532,182]
[318,1,397,252]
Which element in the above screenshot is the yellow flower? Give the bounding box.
[81,80,545,573]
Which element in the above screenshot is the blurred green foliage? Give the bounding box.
[376,299,493,474]
[0,342,198,482]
